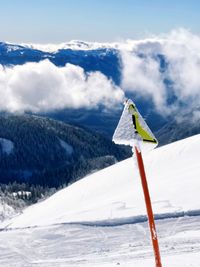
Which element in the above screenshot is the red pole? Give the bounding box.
[135,146,162,267]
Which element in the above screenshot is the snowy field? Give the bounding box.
[0,216,200,266]
[2,134,200,229]
[0,134,200,266]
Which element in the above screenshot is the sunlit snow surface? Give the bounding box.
[2,134,200,229]
[0,216,200,266]
[0,135,200,266]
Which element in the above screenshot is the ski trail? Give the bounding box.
[0,216,200,266]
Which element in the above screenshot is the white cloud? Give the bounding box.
[121,51,166,111]
[2,29,200,120]
[163,29,200,100]
[0,60,124,112]
[120,28,200,119]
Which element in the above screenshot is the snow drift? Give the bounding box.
[2,134,200,229]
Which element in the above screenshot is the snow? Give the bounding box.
[0,201,15,222]
[21,40,122,52]
[113,99,158,151]
[0,216,200,266]
[2,134,200,229]
[20,39,163,52]
[1,134,200,266]
[0,138,14,155]
[5,44,21,52]
[59,139,73,155]
[12,191,31,198]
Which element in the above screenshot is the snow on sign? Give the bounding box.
[113,99,158,151]
[113,99,162,267]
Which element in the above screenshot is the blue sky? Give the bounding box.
[0,0,200,43]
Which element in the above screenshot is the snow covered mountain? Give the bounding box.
[2,134,200,229]
[155,115,200,145]
[0,40,199,143]
[1,39,154,53]
[0,41,121,84]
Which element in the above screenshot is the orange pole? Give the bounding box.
[135,146,162,267]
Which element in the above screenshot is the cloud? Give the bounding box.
[2,29,200,120]
[163,29,200,102]
[121,50,166,111]
[0,60,124,112]
[120,28,200,120]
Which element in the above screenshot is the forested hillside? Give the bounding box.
[0,114,130,187]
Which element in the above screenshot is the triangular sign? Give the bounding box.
[112,99,158,150]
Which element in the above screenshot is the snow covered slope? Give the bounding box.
[0,201,15,222]
[2,134,200,229]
